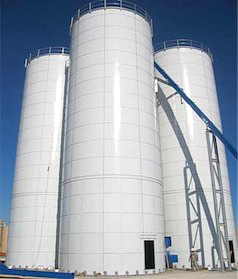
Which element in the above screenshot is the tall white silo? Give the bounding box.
[155,39,238,268]
[60,1,165,275]
[7,48,69,268]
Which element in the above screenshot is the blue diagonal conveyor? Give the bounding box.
[154,61,237,159]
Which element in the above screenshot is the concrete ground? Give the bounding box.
[87,270,237,279]
[126,269,238,278]
[1,270,238,279]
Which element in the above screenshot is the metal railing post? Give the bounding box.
[89,2,91,13]
[49,47,52,55]
[104,0,106,10]
[77,9,80,19]
[37,49,40,58]
[69,17,73,32]
[201,43,204,52]
[120,0,122,10]
[145,10,147,20]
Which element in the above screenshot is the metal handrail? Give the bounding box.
[154,39,212,60]
[25,47,70,66]
[70,0,152,31]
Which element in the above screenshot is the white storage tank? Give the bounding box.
[7,47,69,268]
[155,39,237,268]
[59,1,165,275]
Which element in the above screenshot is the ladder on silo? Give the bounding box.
[154,61,235,271]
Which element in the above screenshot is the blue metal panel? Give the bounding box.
[154,61,237,159]
[169,254,178,263]
[0,264,74,279]
[165,237,171,248]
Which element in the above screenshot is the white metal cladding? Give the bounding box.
[7,51,69,268]
[59,7,165,275]
[155,45,238,268]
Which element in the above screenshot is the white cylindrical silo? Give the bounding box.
[155,39,237,268]
[60,1,164,275]
[7,48,69,268]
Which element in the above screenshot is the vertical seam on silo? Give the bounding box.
[201,52,211,121]
[134,13,144,235]
[178,49,190,159]
[102,8,106,272]
[177,49,191,252]
[34,56,63,267]
[156,85,166,256]
[55,55,69,268]
[68,19,80,270]
[32,55,51,267]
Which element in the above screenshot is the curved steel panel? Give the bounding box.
[155,46,237,268]
[7,52,69,268]
[60,7,164,275]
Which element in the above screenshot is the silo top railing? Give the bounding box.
[25,47,70,66]
[154,39,213,60]
[71,0,152,31]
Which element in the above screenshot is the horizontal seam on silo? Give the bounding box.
[68,92,155,103]
[71,76,155,86]
[62,174,162,184]
[69,90,155,101]
[62,192,164,198]
[12,191,58,195]
[65,122,159,136]
[73,25,151,42]
[60,212,165,218]
[64,139,160,151]
[71,36,151,50]
[71,62,153,75]
[70,49,153,64]
[63,156,161,166]
[67,106,156,118]
[17,137,58,144]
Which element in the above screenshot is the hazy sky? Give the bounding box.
[1,0,237,224]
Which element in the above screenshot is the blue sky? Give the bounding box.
[1,0,237,225]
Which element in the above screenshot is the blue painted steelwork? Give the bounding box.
[166,251,178,265]
[0,263,74,279]
[168,254,178,264]
[154,61,237,159]
[165,237,171,248]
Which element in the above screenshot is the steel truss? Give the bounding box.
[206,128,231,271]
[184,163,205,268]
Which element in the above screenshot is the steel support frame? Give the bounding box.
[155,69,233,271]
[206,128,231,271]
[184,163,205,268]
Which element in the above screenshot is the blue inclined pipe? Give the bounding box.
[154,61,237,159]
